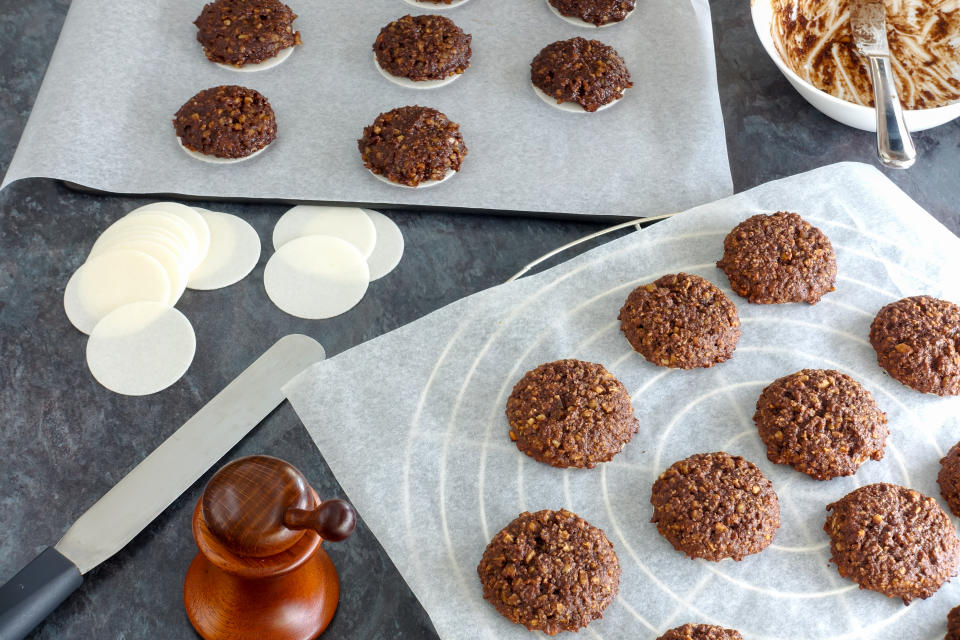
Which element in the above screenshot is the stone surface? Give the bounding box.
[0,0,958,638]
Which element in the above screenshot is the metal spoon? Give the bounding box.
[849,0,917,169]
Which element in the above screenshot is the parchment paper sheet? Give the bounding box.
[285,162,960,639]
[0,0,732,218]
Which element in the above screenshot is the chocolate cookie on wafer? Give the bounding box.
[948,605,960,640]
[194,0,301,67]
[938,442,960,517]
[506,359,638,469]
[358,105,467,187]
[548,0,637,26]
[650,452,780,561]
[657,624,744,640]
[717,211,836,304]
[754,369,888,480]
[869,295,960,396]
[619,273,741,369]
[374,14,471,82]
[477,509,620,635]
[824,483,960,604]
[531,37,632,112]
[173,85,277,160]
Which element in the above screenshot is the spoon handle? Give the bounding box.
[869,55,916,169]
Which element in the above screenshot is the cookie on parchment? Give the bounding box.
[194,0,301,67]
[531,37,632,112]
[618,273,741,369]
[477,509,620,635]
[754,369,888,480]
[824,483,960,604]
[657,623,744,640]
[374,14,471,81]
[650,452,780,561]
[716,211,836,304]
[173,85,277,160]
[869,295,960,396]
[938,442,960,517]
[548,0,637,26]
[948,605,960,640]
[506,359,638,469]
[358,105,467,187]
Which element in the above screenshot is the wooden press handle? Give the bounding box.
[284,499,357,542]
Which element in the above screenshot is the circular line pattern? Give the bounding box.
[403,225,956,638]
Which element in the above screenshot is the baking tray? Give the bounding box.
[3,0,733,220]
[60,181,667,223]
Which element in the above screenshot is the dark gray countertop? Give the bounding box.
[1,1,958,638]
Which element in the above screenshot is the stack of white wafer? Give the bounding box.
[64,202,405,396]
[64,202,260,396]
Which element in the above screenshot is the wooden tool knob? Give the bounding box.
[201,455,355,558]
[285,499,357,542]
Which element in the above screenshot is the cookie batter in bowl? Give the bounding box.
[771,0,960,110]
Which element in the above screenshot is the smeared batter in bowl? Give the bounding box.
[770,0,960,109]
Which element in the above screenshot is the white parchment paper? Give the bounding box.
[0,0,732,218]
[285,162,960,639]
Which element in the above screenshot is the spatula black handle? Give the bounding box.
[0,547,82,640]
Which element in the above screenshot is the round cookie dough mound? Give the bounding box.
[650,452,780,561]
[358,105,467,187]
[477,509,620,635]
[548,0,637,26]
[174,85,277,159]
[374,14,471,81]
[716,211,836,304]
[938,442,960,517]
[948,605,960,640]
[618,273,741,369]
[824,483,960,604]
[195,0,301,67]
[754,369,888,480]
[869,295,960,395]
[657,623,744,640]
[505,359,638,469]
[531,37,632,112]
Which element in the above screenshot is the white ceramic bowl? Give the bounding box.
[750,0,960,132]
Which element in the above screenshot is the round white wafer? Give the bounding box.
[122,210,201,270]
[64,249,171,335]
[272,206,378,257]
[177,137,271,164]
[128,202,211,270]
[90,225,188,261]
[402,0,471,9]
[86,301,196,396]
[213,45,294,72]
[373,54,462,89]
[95,212,198,269]
[370,168,457,189]
[89,227,184,258]
[363,210,405,281]
[532,83,626,113]
[187,209,262,290]
[545,0,635,27]
[89,238,187,305]
[264,235,370,319]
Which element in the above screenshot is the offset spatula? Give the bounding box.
[0,334,326,640]
[849,0,917,168]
